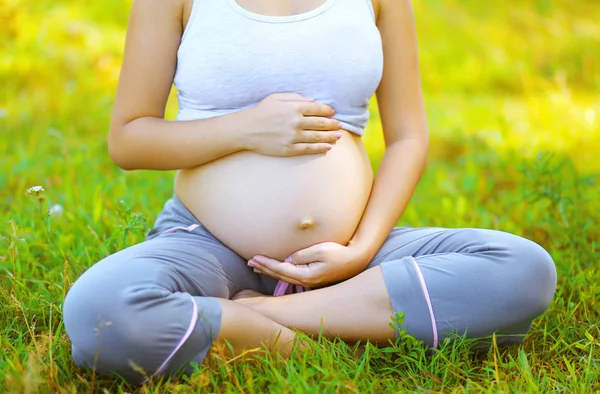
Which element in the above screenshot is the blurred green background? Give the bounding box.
[2,0,599,207]
[1,0,599,392]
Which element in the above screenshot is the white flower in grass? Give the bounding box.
[26,186,45,196]
[48,204,64,218]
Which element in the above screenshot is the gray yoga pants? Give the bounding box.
[63,195,557,384]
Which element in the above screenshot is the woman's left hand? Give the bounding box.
[248,242,369,288]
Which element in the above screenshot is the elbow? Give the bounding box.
[108,125,136,171]
[417,127,429,171]
[409,130,430,171]
[422,134,429,169]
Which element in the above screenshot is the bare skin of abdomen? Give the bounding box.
[175,129,373,261]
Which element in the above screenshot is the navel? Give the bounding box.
[297,218,316,231]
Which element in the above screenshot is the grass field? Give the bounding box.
[1,0,599,392]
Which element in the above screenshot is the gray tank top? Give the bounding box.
[174,0,383,136]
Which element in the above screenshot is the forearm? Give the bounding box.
[108,109,251,171]
[349,137,428,264]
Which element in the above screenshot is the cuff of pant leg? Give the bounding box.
[380,257,435,347]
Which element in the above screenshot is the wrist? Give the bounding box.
[348,239,377,268]
[235,107,258,152]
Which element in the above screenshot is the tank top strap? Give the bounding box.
[181,0,236,45]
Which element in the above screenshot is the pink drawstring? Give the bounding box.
[139,224,204,384]
[273,280,306,296]
[162,224,200,234]
[411,257,439,349]
[148,294,199,381]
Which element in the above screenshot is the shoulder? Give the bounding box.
[129,0,186,22]
[375,0,413,16]
[375,0,414,26]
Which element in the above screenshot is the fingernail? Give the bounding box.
[325,145,332,151]
[334,132,342,139]
[284,257,292,263]
[337,123,343,129]
[248,260,255,267]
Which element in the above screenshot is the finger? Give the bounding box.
[252,264,306,287]
[250,256,315,279]
[300,117,343,132]
[249,258,308,286]
[298,102,336,117]
[251,257,325,288]
[251,255,284,267]
[295,131,341,144]
[288,143,333,156]
[286,245,325,265]
[250,256,300,275]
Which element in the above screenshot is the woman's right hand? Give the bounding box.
[242,93,343,157]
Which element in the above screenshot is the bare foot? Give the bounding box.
[231,289,267,302]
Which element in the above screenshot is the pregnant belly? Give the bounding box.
[174,129,374,261]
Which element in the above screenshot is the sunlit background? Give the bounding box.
[1,0,599,391]
[3,0,598,235]
[3,1,599,173]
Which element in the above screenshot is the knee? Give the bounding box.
[525,241,557,317]
[63,272,169,382]
[64,280,162,345]
[500,234,558,319]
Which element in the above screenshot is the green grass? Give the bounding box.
[1,0,599,392]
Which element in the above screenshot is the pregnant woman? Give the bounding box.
[63,0,557,384]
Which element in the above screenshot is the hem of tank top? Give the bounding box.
[340,123,365,136]
[173,112,366,136]
[224,0,338,23]
[173,107,365,131]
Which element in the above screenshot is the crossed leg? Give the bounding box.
[64,224,556,384]
[63,231,295,384]
[237,227,557,348]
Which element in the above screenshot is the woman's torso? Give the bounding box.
[174,0,383,260]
